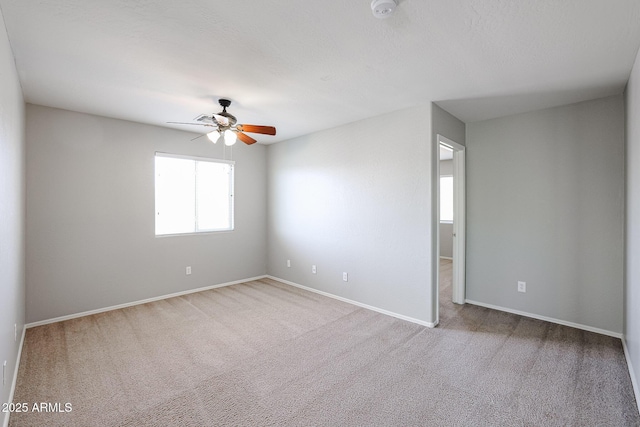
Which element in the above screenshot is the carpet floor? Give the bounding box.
[8,266,640,426]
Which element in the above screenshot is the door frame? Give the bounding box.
[436,134,466,315]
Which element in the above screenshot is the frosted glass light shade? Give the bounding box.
[224,130,237,146]
[207,131,222,144]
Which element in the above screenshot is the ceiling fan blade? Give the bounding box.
[167,121,215,127]
[235,131,257,145]
[236,124,276,135]
[193,114,215,124]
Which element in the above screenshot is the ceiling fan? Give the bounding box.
[168,99,276,145]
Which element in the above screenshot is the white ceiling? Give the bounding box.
[1,0,639,144]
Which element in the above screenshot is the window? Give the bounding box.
[440,176,453,222]
[155,153,234,235]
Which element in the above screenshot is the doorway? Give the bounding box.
[436,135,466,324]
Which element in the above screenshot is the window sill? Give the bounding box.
[155,229,234,237]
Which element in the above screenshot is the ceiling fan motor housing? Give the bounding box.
[216,99,237,125]
[218,111,237,126]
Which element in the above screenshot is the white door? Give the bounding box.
[438,135,466,307]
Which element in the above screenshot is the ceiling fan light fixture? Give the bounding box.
[224,129,237,146]
[206,130,221,143]
[169,98,276,145]
[371,0,398,19]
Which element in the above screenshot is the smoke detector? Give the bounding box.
[371,0,398,19]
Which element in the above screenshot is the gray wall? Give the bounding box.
[466,95,624,334]
[439,159,453,176]
[0,8,25,422]
[266,104,435,324]
[439,223,453,258]
[625,46,640,397]
[432,104,466,147]
[25,105,267,323]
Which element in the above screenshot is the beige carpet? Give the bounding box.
[9,269,640,426]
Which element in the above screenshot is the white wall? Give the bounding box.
[25,105,267,323]
[466,95,625,334]
[625,46,640,398]
[266,104,435,324]
[0,7,25,423]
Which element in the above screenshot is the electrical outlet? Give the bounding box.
[518,281,526,293]
[312,265,317,274]
[343,272,348,282]
[287,259,291,268]
[186,266,192,275]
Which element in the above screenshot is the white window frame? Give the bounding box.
[440,175,454,224]
[155,152,235,236]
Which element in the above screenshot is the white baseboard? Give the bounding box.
[622,336,640,407]
[26,275,269,328]
[3,325,26,427]
[465,299,622,339]
[266,275,437,328]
